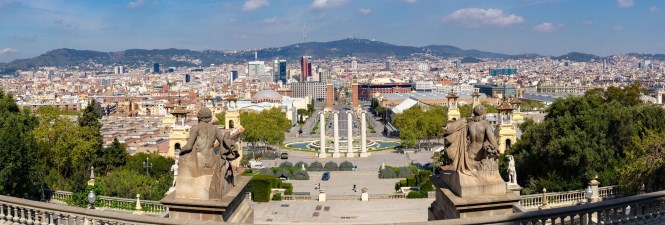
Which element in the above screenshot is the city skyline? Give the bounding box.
[1,0,664,62]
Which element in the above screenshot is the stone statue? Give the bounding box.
[171,158,179,187]
[177,107,244,200]
[507,155,517,184]
[444,105,500,178]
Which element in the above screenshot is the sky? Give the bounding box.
[1,0,664,62]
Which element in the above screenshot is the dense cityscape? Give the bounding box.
[1,0,665,224]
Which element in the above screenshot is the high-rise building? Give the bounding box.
[300,56,312,81]
[185,74,191,83]
[248,61,265,77]
[273,59,287,84]
[455,60,461,69]
[385,61,392,71]
[230,70,239,84]
[351,59,358,70]
[114,66,125,75]
[153,63,160,74]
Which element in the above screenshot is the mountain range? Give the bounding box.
[1,38,662,73]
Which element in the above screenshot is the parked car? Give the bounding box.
[280,152,288,159]
[321,171,330,181]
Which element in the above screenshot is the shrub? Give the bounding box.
[420,179,434,192]
[339,161,354,171]
[407,190,427,199]
[272,193,282,201]
[379,168,397,179]
[250,174,278,202]
[398,167,415,178]
[400,179,407,188]
[324,162,339,171]
[309,161,324,171]
[294,161,308,170]
[406,175,416,187]
[259,168,274,176]
[293,170,310,180]
[241,169,255,176]
[281,183,293,195]
[263,151,278,160]
[275,169,292,179]
[279,161,293,168]
[408,166,419,175]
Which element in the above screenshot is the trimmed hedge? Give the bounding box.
[275,169,292,179]
[259,168,274,176]
[406,190,428,199]
[339,161,354,171]
[250,174,278,202]
[281,182,293,195]
[379,168,397,179]
[279,161,293,168]
[324,162,339,171]
[309,161,324,171]
[272,193,282,201]
[294,161,308,170]
[293,170,310,180]
[398,167,415,178]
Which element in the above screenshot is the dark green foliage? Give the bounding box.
[97,138,128,175]
[339,161,354,171]
[511,83,665,193]
[281,182,293,195]
[272,193,282,201]
[406,175,416,187]
[292,170,310,180]
[275,169,292,179]
[324,162,339,171]
[294,161,308,170]
[78,100,102,129]
[250,174,279,202]
[379,168,397,179]
[309,161,323,171]
[279,161,293,168]
[406,190,428,199]
[124,152,174,177]
[259,168,275,176]
[0,90,42,199]
[96,168,171,201]
[397,167,415,178]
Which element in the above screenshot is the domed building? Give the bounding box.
[251,90,283,103]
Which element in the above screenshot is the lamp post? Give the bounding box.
[585,186,593,203]
[87,191,96,209]
[143,157,153,175]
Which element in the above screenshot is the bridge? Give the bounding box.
[1,189,664,224]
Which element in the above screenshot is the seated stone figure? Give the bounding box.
[176,108,243,200]
[442,105,503,197]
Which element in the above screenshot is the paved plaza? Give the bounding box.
[253,199,432,224]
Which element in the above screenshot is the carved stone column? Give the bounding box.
[360,111,369,157]
[346,111,355,157]
[319,112,327,158]
[332,112,341,158]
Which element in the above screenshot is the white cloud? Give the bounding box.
[617,0,634,8]
[443,8,524,27]
[404,0,417,3]
[532,22,563,32]
[613,25,624,31]
[311,0,349,9]
[0,48,19,55]
[262,17,289,26]
[127,0,146,9]
[650,6,661,13]
[243,0,269,11]
[359,8,371,15]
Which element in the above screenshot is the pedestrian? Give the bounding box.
[353,184,356,192]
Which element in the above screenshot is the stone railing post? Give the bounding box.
[318,189,326,202]
[133,194,144,215]
[539,188,550,210]
[361,188,368,201]
[590,176,600,202]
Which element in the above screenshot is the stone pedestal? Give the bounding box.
[318,189,326,202]
[506,183,523,197]
[161,176,253,223]
[429,170,519,220]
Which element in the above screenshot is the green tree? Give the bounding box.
[98,138,128,175]
[0,90,42,199]
[215,113,225,125]
[241,108,290,151]
[393,106,427,148]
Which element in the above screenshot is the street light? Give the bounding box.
[88,190,96,209]
[143,157,153,175]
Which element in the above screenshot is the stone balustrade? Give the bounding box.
[47,190,167,215]
[520,185,621,209]
[1,190,664,224]
[0,195,223,225]
[281,195,314,201]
